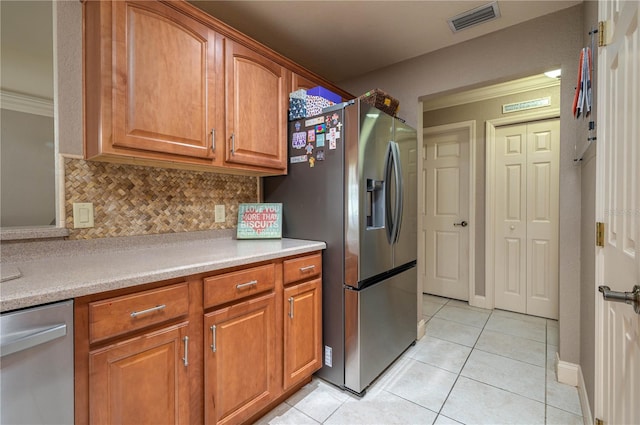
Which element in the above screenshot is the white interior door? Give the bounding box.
[595,1,640,424]
[494,124,527,313]
[494,119,559,319]
[422,123,472,301]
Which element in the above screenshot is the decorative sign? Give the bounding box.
[237,203,282,239]
[502,97,551,114]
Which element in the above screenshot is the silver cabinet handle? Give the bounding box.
[299,265,315,272]
[236,280,258,290]
[130,304,166,318]
[210,325,217,352]
[182,336,189,366]
[211,129,215,151]
[288,297,294,319]
[231,133,236,154]
[599,285,640,314]
[0,323,66,357]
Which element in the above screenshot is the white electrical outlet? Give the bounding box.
[324,345,332,367]
[73,202,94,229]
[214,205,225,223]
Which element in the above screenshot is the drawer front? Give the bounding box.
[89,282,189,343]
[283,253,322,285]
[203,264,275,309]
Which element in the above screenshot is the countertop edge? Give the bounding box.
[0,226,70,241]
[0,239,326,313]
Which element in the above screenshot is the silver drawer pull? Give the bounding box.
[130,304,166,318]
[236,280,258,290]
[210,325,217,352]
[182,336,189,366]
[299,265,316,272]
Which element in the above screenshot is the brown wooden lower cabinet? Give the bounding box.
[89,322,190,424]
[204,292,276,424]
[75,252,322,425]
[283,278,322,390]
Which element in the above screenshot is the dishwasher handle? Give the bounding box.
[0,323,67,357]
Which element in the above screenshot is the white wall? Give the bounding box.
[1,109,56,226]
[579,0,598,415]
[340,4,584,364]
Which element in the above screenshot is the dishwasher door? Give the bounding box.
[0,300,74,424]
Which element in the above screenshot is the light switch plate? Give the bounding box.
[73,202,94,228]
[214,205,225,223]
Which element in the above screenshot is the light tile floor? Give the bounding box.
[256,294,583,425]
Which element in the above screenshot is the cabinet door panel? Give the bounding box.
[226,41,288,171]
[89,322,189,425]
[113,1,215,159]
[283,278,322,390]
[204,292,276,424]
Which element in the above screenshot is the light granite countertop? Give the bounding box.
[0,232,325,312]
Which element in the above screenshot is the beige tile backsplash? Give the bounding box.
[65,159,258,239]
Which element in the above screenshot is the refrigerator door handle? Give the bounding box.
[384,141,403,245]
[391,142,404,244]
[383,142,394,244]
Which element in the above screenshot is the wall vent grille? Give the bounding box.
[448,2,501,33]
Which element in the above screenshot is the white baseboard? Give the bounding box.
[417,318,426,340]
[557,355,579,386]
[577,365,593,425]
[554,354,592,425]
[469,294,487,309]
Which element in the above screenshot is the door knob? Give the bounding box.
[454,221,468,227]
[598,285,640,314]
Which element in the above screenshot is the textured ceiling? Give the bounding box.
[189,0,582,83]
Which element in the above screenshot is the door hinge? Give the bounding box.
[596,222,605,247]
[595,418,604,425]
[598,21,607,47]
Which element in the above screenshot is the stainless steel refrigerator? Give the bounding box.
[264,99,417,395]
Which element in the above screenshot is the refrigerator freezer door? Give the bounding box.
[344,103,395,288]
[392,120,418,267]
[344,265,417,394]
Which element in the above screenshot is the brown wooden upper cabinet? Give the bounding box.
[84,0,351,176]
[84,1,226,168]
[111,1,219,161]
[224,41,289,171]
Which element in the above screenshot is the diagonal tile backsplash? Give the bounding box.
[64,159,257,239]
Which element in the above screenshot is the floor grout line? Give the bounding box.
[266,295,580,424]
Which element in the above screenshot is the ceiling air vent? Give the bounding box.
[448,1,501,33]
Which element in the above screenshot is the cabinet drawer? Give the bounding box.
[283,253,322,285]
[89,282,189,343]
[204,264,275,309]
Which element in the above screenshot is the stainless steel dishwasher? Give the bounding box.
[0,300,74,424]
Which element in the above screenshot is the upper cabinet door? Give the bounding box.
[225,41,288,172]
[112,1,217,160]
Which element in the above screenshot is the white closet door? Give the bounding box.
[494,124,528,314]
[525,120,559,318]
[494,119,559,319]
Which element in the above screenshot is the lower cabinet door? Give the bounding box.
[204,292,276,425]
[283,278,322,390]
[89,322,190,425]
